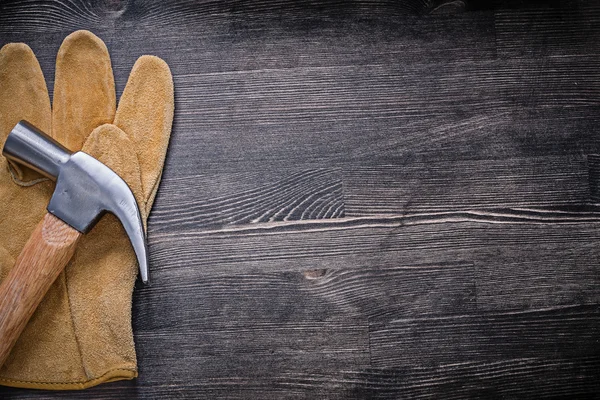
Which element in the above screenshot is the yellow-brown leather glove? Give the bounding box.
[0,30,174,390]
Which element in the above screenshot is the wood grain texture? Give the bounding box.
[0,214,81,368]
[1,0,600,398]
[343,155,593,215]
[151,168,345,231]
[369,304,600,367]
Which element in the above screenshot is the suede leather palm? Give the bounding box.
[0,30,174,390]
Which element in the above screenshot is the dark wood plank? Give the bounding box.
[148,214,600,274]
[148,214,600,316]
[2,358,599,399]
[343,155,593,216]
[151,168,344,231]
[370,305,600,367]
[476,248,600,311]
[495,3,600,58]
[348,358,600,399]
[150,153,597,230]
[134,263,476,330]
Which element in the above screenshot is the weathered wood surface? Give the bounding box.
[1,0,600,398]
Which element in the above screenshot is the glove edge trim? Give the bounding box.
[0,367,137,390]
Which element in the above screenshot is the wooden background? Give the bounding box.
[1,0,600,398]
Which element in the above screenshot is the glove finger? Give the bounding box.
[52,30,116,152]
[81,124,144,204]
[114,55,174,215]
[0,43,51,182]
[64,124,142,381]
[82,124,145,218]
[0,43,53,255]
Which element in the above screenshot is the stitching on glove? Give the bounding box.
[7,162,49,187]
[63,268,88,378]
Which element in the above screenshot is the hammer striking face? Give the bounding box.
[0,121,148,367]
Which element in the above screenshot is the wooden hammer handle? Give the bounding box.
[0,213,81,367]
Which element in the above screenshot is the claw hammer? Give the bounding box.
[0,121,148,367]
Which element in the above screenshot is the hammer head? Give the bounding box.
[2,121,149,284]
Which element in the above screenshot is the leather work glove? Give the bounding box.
[0,30,174,389]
